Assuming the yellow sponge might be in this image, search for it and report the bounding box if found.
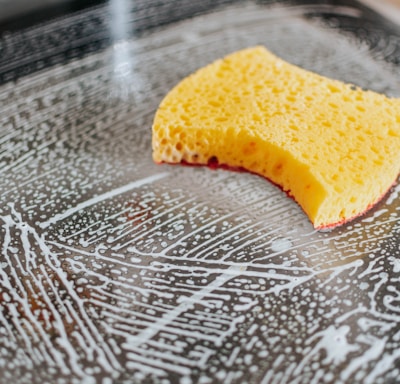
[152,46,400,229]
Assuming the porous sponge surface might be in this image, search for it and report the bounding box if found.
[152,46,400,229]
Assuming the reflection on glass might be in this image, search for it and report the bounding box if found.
[109,0,134,99]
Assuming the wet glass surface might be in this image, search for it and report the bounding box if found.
[0,1,399,383]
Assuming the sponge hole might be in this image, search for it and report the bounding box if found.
[209,100,221,108]
[356,135,366,142]
[334,185,344,193]
[242,141,258,156]
[272,160,285,176]
[252,114,262,122]
[388,129,399,137]
[356,105,366,112]
[208,156,219,167]
[327,84,340,93]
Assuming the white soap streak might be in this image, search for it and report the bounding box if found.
[0,138,59,176]
[1,165,60,198]
[67,259,150,298]
[48,240,262,360]
[185,310,233,327]
[3,172,394,382]
[292,325,359,378]
[64,205,133,240]
[39,173,169,229]
[358,315,397,333]
[221,221,300,262]
[318,259,365,288]
[0,2,399,382]
[126,344,205,370]
[184,219,254,259]
[0,211,83,376]
[122,265,246,350]
[116,244,316,277]
[386,181,400,205]
[64,261,250,378]
[1,205,122,377]
[33,272,87,377]
[154,209,237,255]
[141,269,314,297]
[125,350,191,376]
[340,336,386,383]
[113,195,196,244]
[127,251,313,288]
[363,346,400,384]
[0,304,17,344]
[125,358,167,377]
[87,299,211,337]
[270,237,293,253]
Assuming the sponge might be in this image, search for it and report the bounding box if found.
[152,46,400,229]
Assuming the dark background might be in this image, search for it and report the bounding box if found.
[1,0,400,85]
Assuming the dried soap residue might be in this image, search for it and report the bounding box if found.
[0,2,399,384]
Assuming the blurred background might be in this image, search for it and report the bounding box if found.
[0,0,400,27]
[0,0,104,28]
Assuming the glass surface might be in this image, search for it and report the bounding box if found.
[0,1,399,383]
